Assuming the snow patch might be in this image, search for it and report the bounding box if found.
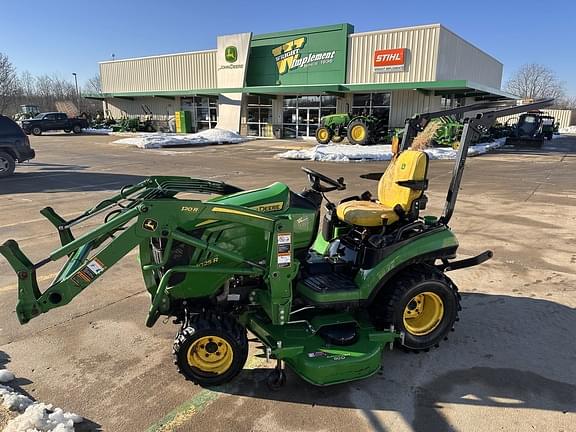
[0,384,33,411]
[0,370,83,431]
[0,370,15,383]
[559,125,576,134]
[82,128,112,135]
[113,128,247,149]
[276,138,506,162]
[4,403,82,432]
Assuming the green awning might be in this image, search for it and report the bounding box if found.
[86,80,515,100]
[342,80,516,99]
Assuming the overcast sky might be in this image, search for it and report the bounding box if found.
[1,0,574,95]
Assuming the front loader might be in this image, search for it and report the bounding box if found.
[0,99,553,389]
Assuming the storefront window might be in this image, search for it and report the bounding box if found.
[351,93,391,128]
[246,96,273,137]
[321,95,337,107]
[283,96,298,108]
[181,96,218,131]
[282,95,338,138]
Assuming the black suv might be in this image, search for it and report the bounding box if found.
[0,115,36,178]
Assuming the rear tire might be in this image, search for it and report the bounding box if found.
[374,265,460,351]
[72,125,82,134]
[315,126,332,144]
[0,151,16,178]
[31,127,42,136]
[173,311,248,386]
[347,120,370,145]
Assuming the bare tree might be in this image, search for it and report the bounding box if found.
[19,70,35,98]
[505,63,566,100]
[0,53,19,114]
[554,95,576,110]
[84,73,102,94]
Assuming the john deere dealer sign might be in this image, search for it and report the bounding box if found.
[246,24,353,86]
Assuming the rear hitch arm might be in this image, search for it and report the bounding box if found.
[436,250,493,272]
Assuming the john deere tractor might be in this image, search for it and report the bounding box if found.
[316,113,388,145]
[0,99,552,389]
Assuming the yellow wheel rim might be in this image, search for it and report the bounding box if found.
[317,128,329,141]
[403,292,444,336]
[350,125,366,141]
[187,336,233,375]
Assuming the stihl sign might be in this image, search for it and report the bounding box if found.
[373,48,406,72]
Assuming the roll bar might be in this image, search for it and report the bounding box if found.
[399,98,555,225]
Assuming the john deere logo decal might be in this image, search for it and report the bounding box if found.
[272,37,335,75]
[225,46,238,63]
[142,218,158,232]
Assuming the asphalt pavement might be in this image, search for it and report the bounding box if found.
[0,133,575,431]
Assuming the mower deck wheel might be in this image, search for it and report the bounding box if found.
[266,368,287,390]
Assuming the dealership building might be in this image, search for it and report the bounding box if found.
[93,23,515,138]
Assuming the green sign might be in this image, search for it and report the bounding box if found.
[272,37,336,75]
[225,46,238,63]
[246,23,353,87]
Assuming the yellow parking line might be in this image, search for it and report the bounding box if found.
[146,356,268,432]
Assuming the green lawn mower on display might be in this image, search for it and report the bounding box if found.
[0,100,552,389]
[315,112,389,145]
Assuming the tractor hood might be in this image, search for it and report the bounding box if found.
[208,182,291,213]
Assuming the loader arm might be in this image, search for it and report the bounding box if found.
[0,176,298,327]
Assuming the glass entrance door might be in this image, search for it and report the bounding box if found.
[282,96,336,138]
[298,108,320,137]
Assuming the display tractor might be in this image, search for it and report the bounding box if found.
[13,105,41,123]
[0,100,552,389]
[315,112,388,145]
[506,111,555,147]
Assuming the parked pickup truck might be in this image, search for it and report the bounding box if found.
[21,112,89,135]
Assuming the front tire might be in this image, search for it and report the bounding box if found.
[315,126,332,144]
[72,125,82,134]
[31,127,42,136]
[0,151,16,178]
[378,265,460,351]
[173,311,248,386]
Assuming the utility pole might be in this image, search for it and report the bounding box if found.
[72,72,80,115]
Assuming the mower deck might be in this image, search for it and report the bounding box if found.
[245,311,399,386]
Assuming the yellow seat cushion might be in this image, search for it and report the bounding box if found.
[336,150,429,227]
[336,200,399,227]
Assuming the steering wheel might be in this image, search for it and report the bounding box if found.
[301,167,346,193]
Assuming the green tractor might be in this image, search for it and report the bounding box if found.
[316,113,388,145]
[13,104,41,123]
[0,100,552,389]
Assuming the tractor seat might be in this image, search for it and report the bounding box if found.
[336,150,429,227]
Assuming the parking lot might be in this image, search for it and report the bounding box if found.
[1,133,575,431]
